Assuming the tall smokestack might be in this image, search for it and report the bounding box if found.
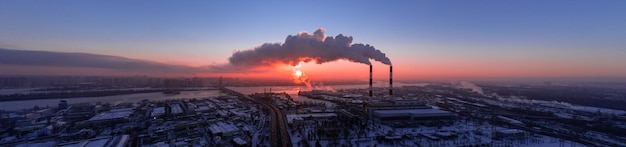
[389,66,393,96]
[369,65,373,100]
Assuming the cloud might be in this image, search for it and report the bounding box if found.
[0,48,201,75]
[0,28,393,76]
[228,28,391,67]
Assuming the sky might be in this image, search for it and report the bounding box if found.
[1,0,625,81]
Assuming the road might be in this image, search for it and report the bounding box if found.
[223,88,292,147]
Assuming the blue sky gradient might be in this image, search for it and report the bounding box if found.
[1,0,625,78]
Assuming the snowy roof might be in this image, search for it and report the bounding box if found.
[60,137,114,147]
[233,137,247,145]
[115,135,130,147]
[195,106,211,112]
[170,104,183,114]
[373,108,453,118]
[497,116,524,125]
[151,107,165,117]
[85,138,110,147]
[286,113,337,123]
[87,109,133,121]
[208,121,239,134]
[496,129,525,135]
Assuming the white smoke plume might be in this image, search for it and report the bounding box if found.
[455,81,484,95]
[312,82,337,92]
[228,28,392,66]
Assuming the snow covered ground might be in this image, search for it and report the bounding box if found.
[287,118,588,147]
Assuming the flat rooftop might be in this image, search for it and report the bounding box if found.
[171,104,183,114]
[87,108,133,122]
[195,105,211,112]
[151,107,165,117]
[208,121,239,135]
[373,108,453,118]
[287,113,337,123]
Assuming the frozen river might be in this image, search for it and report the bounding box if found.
[0,82,428,111]
[0,90,223,111]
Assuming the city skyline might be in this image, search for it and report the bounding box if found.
[1,1,626,81]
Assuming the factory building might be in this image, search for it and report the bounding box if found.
[372,108,454,121]
[58,135,130,147]
[208,121,240,137]
[82,108,133,126]
[363,65,453,122]
[286,113,337,126]
[366,100,454,122]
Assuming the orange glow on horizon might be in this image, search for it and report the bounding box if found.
[190,59,626,81]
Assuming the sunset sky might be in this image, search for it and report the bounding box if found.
[1,1,625,81]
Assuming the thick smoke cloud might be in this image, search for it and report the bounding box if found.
[229,28,391,66]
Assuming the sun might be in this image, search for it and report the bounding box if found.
[294,70,303,78]
[290,62,311,88]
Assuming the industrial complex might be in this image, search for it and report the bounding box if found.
[1,70,625,146]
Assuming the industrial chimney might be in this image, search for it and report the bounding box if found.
[389,66,393,96]
[369,65,373,101]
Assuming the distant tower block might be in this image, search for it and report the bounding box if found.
[369,65,373,101]
[218,76,223,89]
[389,66,393,96]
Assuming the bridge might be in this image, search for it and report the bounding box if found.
[222,87,292,147]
